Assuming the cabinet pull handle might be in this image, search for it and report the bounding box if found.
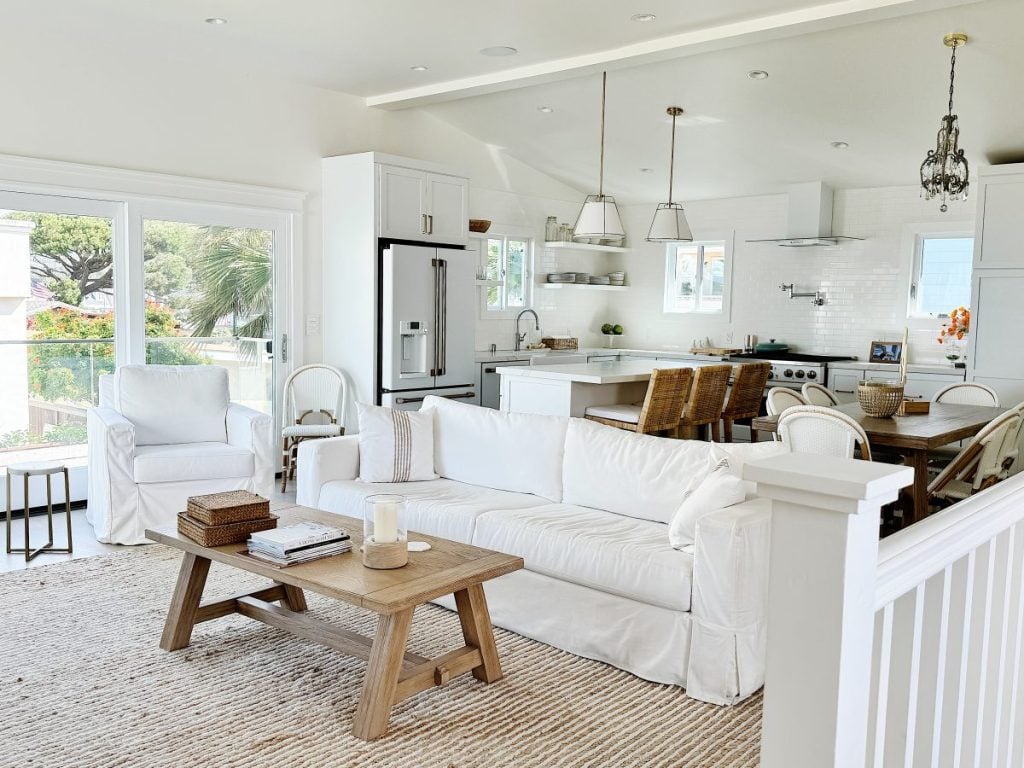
[427,214,434,234]
[484,367,496,374]
[422,213,428,234]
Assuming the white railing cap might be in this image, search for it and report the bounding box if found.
[745,452,913,506]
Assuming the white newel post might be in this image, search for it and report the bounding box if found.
[745,452,913,768]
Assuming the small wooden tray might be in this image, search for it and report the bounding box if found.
[690,347,743,356]
[898,399,931,416]
[177,512,278,547]
[186,490,270,526]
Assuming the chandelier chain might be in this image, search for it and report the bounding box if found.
[947,43,957,116]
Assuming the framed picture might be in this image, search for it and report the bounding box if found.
[869,340,903,364]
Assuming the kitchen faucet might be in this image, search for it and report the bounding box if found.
[514,309,540,352]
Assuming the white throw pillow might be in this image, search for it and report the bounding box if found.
[713,440,790,497]
[357,403,437,483]
[668,458,747,549]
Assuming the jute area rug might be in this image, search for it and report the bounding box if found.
[0,547,762,768]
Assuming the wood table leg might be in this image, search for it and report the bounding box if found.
[351,608,414,740]
[160,552,212,651]
[281,583,308,612]
[907,449,931,527]
[454,583,502,683]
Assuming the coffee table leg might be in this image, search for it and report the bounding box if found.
[281,584,307,612]
[455,583,503,683]
[352,607,414,740]
[160,552,212,651]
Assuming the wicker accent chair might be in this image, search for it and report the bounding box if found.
[932,382,1000,407]
[280,364,348,492]
[584,367,694,436]
[678,364,732,442]
[778,405,872,460]
[801,381,840,407]
[720,362,770,443]
[929,409,1021,508]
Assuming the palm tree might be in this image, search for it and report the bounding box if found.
[187,227,272,339]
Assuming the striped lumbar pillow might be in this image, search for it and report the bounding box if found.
[357,403,438,483]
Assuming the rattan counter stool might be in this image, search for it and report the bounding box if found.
[5,461,72,561]
[679,364,732,442]
[584,367,695,436]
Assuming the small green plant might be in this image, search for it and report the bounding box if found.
[601,323,624,336]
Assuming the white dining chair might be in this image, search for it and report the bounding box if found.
[801,381,840,407]
[929,409,1021,506]
[999,401,1024,477]
[280,364,349,491]
[932,382,1000,407]
[778,405,872,460]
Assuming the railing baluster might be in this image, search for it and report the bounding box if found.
[902,583,926,768]
[953,548,977,768]
[972,539,998,768]
[873,602,894,768]
[1006,522,1024,767]
[989,526,1017,767]
[929,564,953,768]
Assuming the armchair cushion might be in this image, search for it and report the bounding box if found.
[115,365,229,446]
[133,442,254,484]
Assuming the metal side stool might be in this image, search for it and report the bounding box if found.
[5,461,73,561]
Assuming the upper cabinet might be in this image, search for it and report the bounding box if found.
[974,165,1024,270]
[378,164,468,245]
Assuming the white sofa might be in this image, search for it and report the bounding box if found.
[86,365,275,545]
[296,395,786,705]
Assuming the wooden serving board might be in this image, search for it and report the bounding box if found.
[689,347,743,356]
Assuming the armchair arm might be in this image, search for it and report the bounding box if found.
[296,435,360,508]
[686,498,772,705]
[226,403,274,500]
[86,407,137,544]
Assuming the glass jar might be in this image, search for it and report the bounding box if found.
[362,493,408,569]
[560,223,573,242]
[545,216,559,242]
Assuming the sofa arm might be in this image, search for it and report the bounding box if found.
[226,403,275,500]
[86,407,137,543]
[296,435,360,508]
[686,497,772,705]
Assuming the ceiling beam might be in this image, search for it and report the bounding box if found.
[366,0,982,109]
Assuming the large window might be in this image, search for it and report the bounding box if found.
[664,240,728,314]
[909,235,974,316]
[480,235,532,316]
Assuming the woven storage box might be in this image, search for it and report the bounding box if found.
[540,337,578,350]
[186,490,270,526]
[858,381,905,418]
[177,512,278,547]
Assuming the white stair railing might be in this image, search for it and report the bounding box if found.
[751,451,1024,767]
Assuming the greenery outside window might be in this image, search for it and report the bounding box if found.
[664,240,729,314]
[480,235,532,317]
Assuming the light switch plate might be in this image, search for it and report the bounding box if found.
[305,314,321,336]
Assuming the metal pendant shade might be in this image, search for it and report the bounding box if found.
[647,107,693,242]
[573,72,625,240]
[920,33,970,212]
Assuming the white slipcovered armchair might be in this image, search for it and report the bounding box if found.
[86,365,274,544]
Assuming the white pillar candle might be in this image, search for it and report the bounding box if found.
[373,501,399,543]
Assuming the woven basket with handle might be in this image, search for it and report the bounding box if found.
[857,380,905,418]
[540,337,578,350]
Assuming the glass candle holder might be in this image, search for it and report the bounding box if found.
[363,494,408,569]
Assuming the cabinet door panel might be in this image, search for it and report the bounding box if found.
[426,173,468,245]
[379,165,426,240]
[903,372,964,400]
[971,272,1024,380]
[829,369,863,403]
[977,180,1024,269]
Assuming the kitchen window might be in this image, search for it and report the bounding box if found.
[480,235,532,316]
[909,233,974,317]
[664,240,729,314]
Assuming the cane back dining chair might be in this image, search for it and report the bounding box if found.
[801,381,841,407]
[932,382,1000,407]
[280,364,348,491]
[720,362,770,443]
[584,367,694,437]
[928,409,1021,508]
[777,404,872,460]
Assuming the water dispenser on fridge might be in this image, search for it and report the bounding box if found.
[398,320,429,378]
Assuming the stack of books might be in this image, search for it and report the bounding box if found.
[247,521,351,566]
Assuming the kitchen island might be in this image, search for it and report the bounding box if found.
[497,359,700,417]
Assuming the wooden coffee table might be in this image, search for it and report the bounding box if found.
[146,504,523,740]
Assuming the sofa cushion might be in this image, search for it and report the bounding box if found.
[133,442,254,484]
[115,365,229,446]
[562,418,717,524]
[714,441,790,496]
[669,462,747,549]
[473,504,693,612]
[423,395,567,502]
[316,478,544,543]
[357,403,437,483]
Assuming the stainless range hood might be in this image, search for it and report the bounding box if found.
[748,181,863,247]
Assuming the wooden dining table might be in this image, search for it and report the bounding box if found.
[751,401,1007,525]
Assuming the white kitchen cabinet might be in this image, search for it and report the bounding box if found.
[828,366,965,404]
[378,164,468,245]
[828,369,864,403]
[974,166,1024,269]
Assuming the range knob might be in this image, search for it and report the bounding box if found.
[783,369,794,378]
[807,370,818,380]
[795,370,806,379]
[769,366,776,378]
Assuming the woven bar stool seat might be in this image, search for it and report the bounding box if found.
[585,367,694,437]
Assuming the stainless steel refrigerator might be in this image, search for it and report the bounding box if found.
[378,244,477,410]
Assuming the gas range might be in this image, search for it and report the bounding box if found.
[729,352,855,389]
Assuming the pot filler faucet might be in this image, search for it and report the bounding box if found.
[780,283,826,306]
[515,309,540,351]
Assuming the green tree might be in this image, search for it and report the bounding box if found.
[143,220,195,308]
[11,213,112,301]
[46,277,81,306]
[188,227,272,339]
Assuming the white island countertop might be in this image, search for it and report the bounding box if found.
[495,359,697,385]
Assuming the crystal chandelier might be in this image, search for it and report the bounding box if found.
[647,106,693,242]
[573,71,625,240]
[920,33,969,212]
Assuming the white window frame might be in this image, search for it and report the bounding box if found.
[474,232,534,320]
[904,222,973,319]
[663,236,733,317]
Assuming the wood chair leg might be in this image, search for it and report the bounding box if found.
[723,418,733,443]
[711,421,722,443]
[750,421,759,443]
[160,552,212,651]
[352,608,415,740]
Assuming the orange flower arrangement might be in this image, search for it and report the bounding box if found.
[937,306,970,344]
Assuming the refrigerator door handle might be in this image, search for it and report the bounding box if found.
[431,258,440,377]
[394,391,475,405]
[439,258,448,376]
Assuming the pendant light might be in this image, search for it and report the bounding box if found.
[573,71,625,240]
[920,33,970,212]
[647,106,692,242]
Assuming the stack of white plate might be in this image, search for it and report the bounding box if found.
[589,276,611,285]
[574,273,591,284]
[546,272,576,283]
[607,271,626,286]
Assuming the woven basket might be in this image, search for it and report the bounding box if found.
[177,512,278,548]
[469,219,492,233]
[186,490,270,526]
[540,337,578,350]
[857,380,905,418]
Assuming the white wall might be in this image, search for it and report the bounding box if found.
[607,186,973,364]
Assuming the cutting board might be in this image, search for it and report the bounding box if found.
[689,347,743,356]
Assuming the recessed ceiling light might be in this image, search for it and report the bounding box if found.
[831,141,850,149]
[631,13,657,22]
[537,106,554,113]
[410,65,428,72]
[640,168,655,174]
[205,17,227,25]
[480,46,518,57]
[747,70,769,80]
